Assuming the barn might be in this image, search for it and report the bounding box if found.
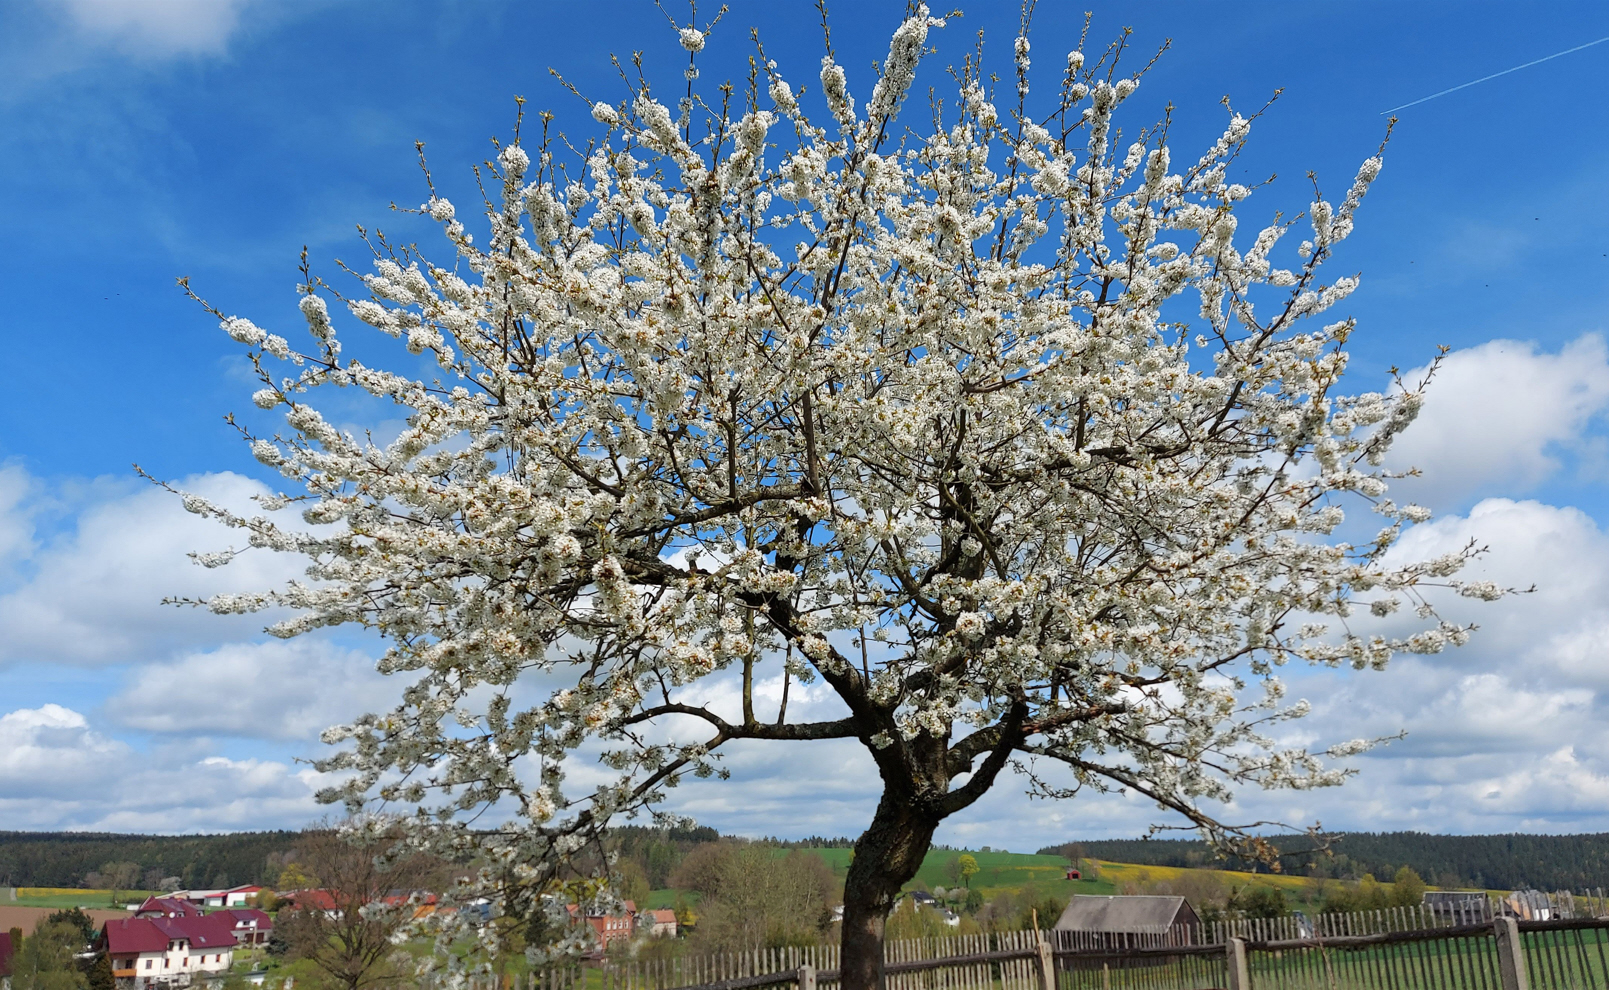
[1052,895,1201,951]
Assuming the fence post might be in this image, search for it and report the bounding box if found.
[1035,933,1055,990]
[798,964,816,990]
[1226,937,1251,990]
[1494,917,1530,990]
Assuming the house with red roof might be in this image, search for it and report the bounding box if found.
[102,913,238,989]
[171,886,264,909]
[0,929,15,983]
[567,901,638,954]
[133,898,205,920]
[638,908,677,938]
[218,909,273,947]
[282,889,339,918]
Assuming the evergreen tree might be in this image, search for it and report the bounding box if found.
[10,921,88,990]
[86,953,113,990]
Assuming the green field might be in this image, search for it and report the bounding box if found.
[803,847,1117,900]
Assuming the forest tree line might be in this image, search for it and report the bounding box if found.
[0,832,300,890]
[1040,832,1609,891]
[10,828,1609,897]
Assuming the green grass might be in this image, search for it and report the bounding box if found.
[642,889,701,910]
[726,847,1115,905]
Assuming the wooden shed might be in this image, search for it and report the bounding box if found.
[1052,895,1201,951]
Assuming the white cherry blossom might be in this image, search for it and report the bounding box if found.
[166,8,1502,987]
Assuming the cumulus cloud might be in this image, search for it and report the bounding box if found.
[0,703,326,830]
[54,0,255,58]
[0,703,126,799]
[0,470,308,667]
[107,638,398,742]
[1194,497,1609,837]
[0,462,36,571]
[1387,335,1609,510]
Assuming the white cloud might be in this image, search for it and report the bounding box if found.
[107,638,398,741]
[0,703,126,798]
[1387,334,1609,510]
[1387,498,1609,683]
[0,462,36,572]
[0,470,308,667]
[0,703,328,830]
[1179,496,1609,837]
[55,0,254,58]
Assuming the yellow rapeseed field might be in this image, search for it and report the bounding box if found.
[1092,860,1314,892]
[17,888,98,898]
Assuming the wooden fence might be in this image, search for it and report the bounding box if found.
[469,891,1609,990]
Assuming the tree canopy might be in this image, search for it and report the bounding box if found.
[168,4,1502,986]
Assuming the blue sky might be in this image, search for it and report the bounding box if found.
[3,0,1609,846]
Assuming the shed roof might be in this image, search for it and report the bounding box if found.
[1053,895,1195,933]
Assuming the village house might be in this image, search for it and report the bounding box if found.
[133,897,205,920]
[218,909,274,947]
[1,929,15,990]
[102,913,239,989]
[170,886,264,909]
[568,902,638,953]
[281,889,340,919]
[638,908,677,938]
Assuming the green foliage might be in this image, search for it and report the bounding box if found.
[1392,866,1427,907]
[885,904,952,940]
[956,854,980,888]
[614,858,651,908]
[963,888,984,913]
[87,954,114,990]
[1234,886,1290,919]
[10,921,89,990]
[1321,874,1389,914]
[43,910,95,947]
[1039,832,1609,890]
[1016,894,1067,931]
[266,928,290,957]
[680,845,837,951]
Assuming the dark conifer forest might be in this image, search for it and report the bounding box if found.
[0,831,299,889]
[5,829,1609,892]
[1039,832,1609,890]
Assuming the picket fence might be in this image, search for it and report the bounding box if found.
[459,890,1609,990]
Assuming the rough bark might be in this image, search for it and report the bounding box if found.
[839,792,942,990]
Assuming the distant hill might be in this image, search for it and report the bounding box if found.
[0,831,298,889]
[1039,832,1609,891]
[12,827,1608,895]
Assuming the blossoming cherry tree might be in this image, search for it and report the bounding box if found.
[171,7,1503,987]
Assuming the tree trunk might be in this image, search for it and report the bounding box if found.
[840,792,941,990]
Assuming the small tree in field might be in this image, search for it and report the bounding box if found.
[277,827,445,990]
[957,854,979,889]
[166,5,1507,987]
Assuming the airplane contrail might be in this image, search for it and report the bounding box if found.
[1381,35,1609,114]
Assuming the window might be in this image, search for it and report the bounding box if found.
[146,961,153,970]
